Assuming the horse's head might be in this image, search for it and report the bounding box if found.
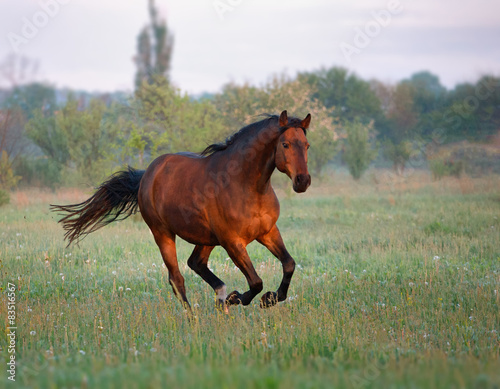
[275,110,312,193]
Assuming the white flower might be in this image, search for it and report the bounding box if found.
[118,286,124,292]
[79,350,86,355]
[433,256,440,260]
[30,331,36,336]
[126,287,131,291]
[112,271,117,275]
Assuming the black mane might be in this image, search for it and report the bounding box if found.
[200,114,306,156]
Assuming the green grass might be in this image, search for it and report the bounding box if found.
[1,174,499,388]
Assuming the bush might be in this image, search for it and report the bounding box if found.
[342,120,377,180]
[429,159,464,180]
[0,189,9,207]
[0,151,21,189]
[428,141,500,179]
[15,156,62,189]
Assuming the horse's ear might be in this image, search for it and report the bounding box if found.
[301,113,311,129]
[279,110,288,127]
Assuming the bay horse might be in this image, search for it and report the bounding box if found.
[52,110,311,310]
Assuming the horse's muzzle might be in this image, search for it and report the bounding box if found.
[293,174,311,193]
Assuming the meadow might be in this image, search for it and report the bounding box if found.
[1,170,499,389]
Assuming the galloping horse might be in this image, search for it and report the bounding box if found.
[52,110,311,310]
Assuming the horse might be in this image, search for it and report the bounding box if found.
[51,110,311,311]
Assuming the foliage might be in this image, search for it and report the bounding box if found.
[2,67,500,188]
[298,66,383,126]
[0,107,28,161]
[14,156,62,189]
[26,97,116,185]
[382,140,413,173]
[123,76,227,167]
[429,141,500,179]
[214,75,339,176]
[2,82,56,119]
[0,188,9,206]
[342,120,377,180]
[0,150,21,189]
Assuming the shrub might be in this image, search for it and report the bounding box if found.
[428,141,500,179]
[342,120,377,180]
[0,189,9,207]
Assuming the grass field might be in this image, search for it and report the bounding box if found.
[1,170,499,389]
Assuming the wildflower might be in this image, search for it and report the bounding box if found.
[30,331,36,336]
[79,350,86,355]
[152,263,156,267]
[433,256,440,261]
[363,269,367,273]
[126,287,131,291]
[112,271,117,275]
[409,282,414,287]
[118,286,124,292]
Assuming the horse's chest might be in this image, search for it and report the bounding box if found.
[223,207,277,242]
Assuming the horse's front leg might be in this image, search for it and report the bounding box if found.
[257,225,296,308]
[222,241,263,306]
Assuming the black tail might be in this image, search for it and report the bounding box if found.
[51,167,145,246]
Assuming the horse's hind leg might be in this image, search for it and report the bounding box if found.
[257,225,295,308]
[187,245,227,310]
[152,232,191,310]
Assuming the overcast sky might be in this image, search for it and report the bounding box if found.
[1,0,499,94]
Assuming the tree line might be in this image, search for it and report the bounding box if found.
[0,66,499,194]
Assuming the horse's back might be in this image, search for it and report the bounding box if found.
[138,152,217,244]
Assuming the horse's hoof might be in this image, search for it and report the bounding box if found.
[260,291,278,308]
[216,299,230,314]
[226,291,242,306]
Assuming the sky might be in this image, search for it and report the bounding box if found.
[0,0,499,95]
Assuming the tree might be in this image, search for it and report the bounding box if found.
[342,120,377,180]
[118,76,227,168]
[214,74,339,176]
[134,0,174,89]
[298,67,383,126]
[26,97,116,185]
[3,82,56,119]
[378,82,418,172]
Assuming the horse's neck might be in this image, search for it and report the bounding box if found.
[229,124,280,192]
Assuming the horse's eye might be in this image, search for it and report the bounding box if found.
[282,143,289,149]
